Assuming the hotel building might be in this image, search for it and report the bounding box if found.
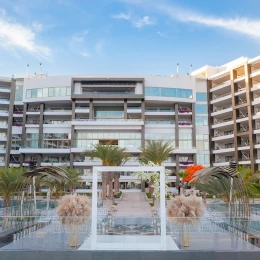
[192,55,260,173]
[0,73,209,191]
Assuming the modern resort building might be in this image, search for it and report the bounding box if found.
[1,55,260,191]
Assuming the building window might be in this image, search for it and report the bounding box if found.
[195,116,208,126]
[196,93,207,102]
[15,85,23,101]
[197,154,210,164]
[145,87,192,99]
[26,87,71,99]
[196,134,209,151]
[49,88,54,97]
[26,89,31,98]
[195,104,208,114]
[179,133,192,148]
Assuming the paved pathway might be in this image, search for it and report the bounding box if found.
[115,192,152,217]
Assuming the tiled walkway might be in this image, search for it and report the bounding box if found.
[115,192,152,217]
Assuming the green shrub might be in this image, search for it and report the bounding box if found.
[146,193,152,198]
[114,191,122,198]
[149,202,154,207]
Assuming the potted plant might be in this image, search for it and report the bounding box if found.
[167,195,204,247]
[57,193,91,247]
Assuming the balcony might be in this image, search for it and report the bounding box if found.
[179,161,194,166]
[210,80,231,93]
[75,107,89,113]
[211,106,232,117]
[211,93,232,105]
[211,118,233,129]
[213,145,235,154]
[0,98,10,104]
[71,119,144,129]
[0,110,8,117]
[0,86,11,93]
[127,107,142,114]
[44,108,72,116]
[0,122,8,129]
[212,133,234,142]
[13,111,23,117]
[178,121,192,127]
[178,108,192,115]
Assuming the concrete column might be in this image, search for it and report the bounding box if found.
[38,103,44,148]
[70,125,75,169]
[89,99,93,119]
[70,153,74,169]
[175,154,180,189]
[124,99,127,119]
[6,79,15,167]
[174,104,179,148]
[207,80,214,167]
[37,154,41,167]
[20,154,25,167]
[230,70,239,163]
[192,103,196,148]
[245,63,257,173]
[141,99,145,120]
[21,103,28,147]
[72,100,75,120]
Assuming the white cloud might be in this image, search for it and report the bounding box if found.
[32,21,43,32]
[95,42,103,56]
[156,31,166,38]
[80,51,90,58]
[132,16,154,28]
[0,9,51,61]
[157,4,260,39]
[111,12,131,20]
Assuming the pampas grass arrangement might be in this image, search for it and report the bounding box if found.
[167,195,205,247]
[57,193,91,247]
[167,195,204,225]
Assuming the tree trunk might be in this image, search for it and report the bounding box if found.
[102,172,107,200]
[108,172,114,200]
[114,172,120,195]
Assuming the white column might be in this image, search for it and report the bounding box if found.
[160,167,167,250]
[91,167,98,250]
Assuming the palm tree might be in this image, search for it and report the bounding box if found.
[62,167,81,193]
[0,167,24,208]
[84,144,129,200]
[237,166,260,199]
[140,140,174,165]
[140,140,174,193]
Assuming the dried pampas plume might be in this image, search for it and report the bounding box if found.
[167,195,204,226]
[57,193,91,226]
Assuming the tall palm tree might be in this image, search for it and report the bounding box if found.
[140,140,174,193]
[84,144,129,200]
[140,140,174,165]
[0,167,24,208]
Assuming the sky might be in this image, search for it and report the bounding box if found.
[0,0,260,77]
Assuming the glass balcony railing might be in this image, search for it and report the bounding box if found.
[0,98,10,102]
[44,108,72,112]
[145,121,174,124]
[82,91,135,95]
[146,108,174,112]
[74,118,142,122]
[74,140,141,149]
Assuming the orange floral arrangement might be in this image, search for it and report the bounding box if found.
[183,164,204,182]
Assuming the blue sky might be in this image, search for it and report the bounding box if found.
[0,0,260,77]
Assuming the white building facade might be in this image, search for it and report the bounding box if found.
[0,73,210,191]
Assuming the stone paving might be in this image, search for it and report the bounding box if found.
[114,192,152,217]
